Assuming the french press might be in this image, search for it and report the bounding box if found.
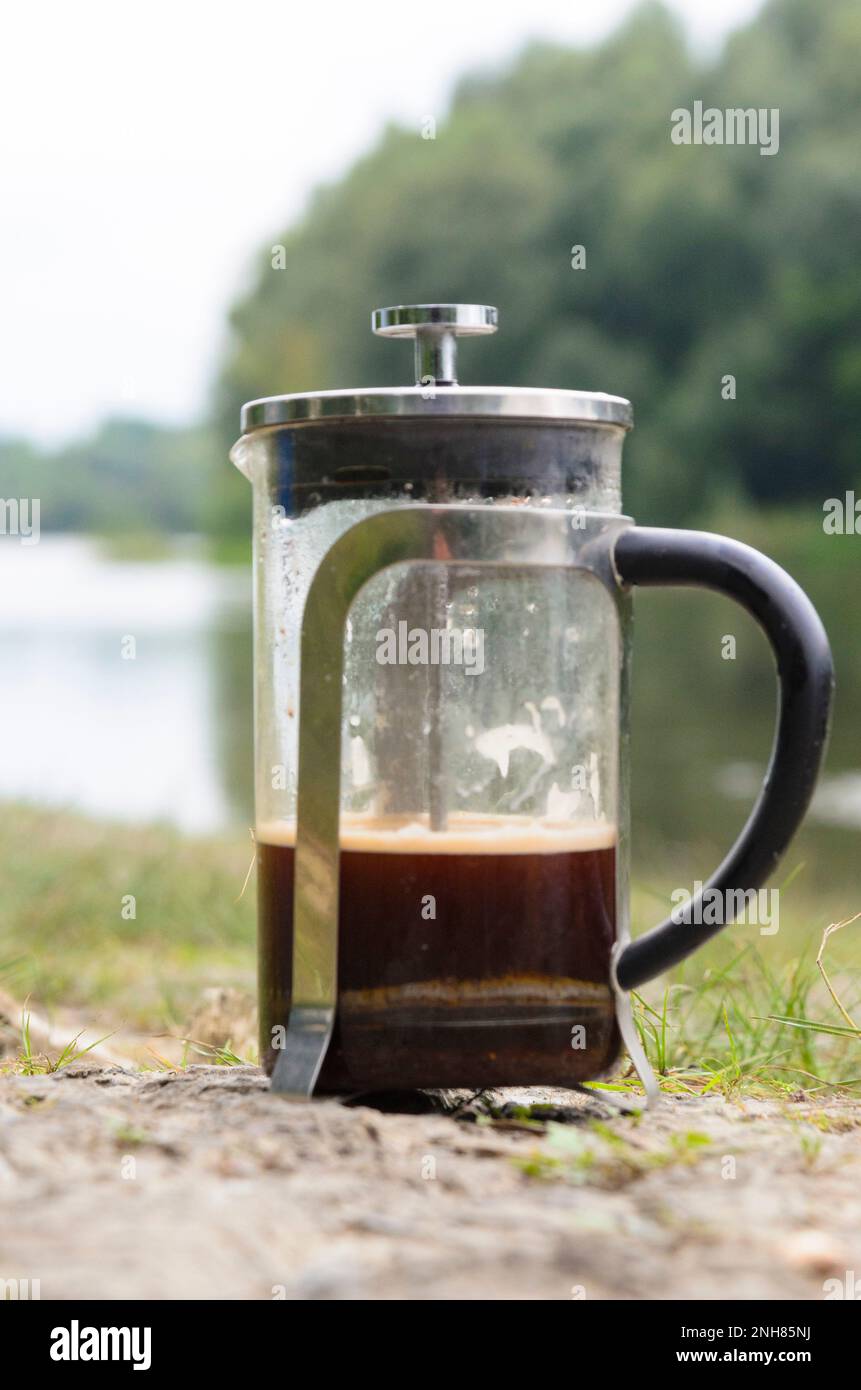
[230,304,833,1099]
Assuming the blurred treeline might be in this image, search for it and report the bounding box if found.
[212,0,860,535]
[3,0,859,541]
[0,421,215,538]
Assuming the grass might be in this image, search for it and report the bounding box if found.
[0,803,256,1035]
[626,934,861,1098]
[15,1007,114,1076]
[625,837,861,1096]
[517,1120,712,1186]
[0,802,859,1095]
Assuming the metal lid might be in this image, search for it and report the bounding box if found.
[239,304,633,433]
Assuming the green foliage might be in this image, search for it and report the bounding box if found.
[13,1008,114,1077]
[3,0,855,542]
[627,940,861,1096]
[0,805,255,1029]
[213,0,861,533]
[0,418,217,537]
[518,1119,712,1186]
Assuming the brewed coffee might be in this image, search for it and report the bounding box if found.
[257,815,620,1091]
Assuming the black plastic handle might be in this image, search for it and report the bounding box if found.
[613,526,834,991]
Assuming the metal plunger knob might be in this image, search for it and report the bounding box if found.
[372,303,498,387]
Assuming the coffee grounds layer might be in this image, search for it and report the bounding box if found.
[257,815,620,1091]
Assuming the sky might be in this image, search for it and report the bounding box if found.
[0,0,761,446]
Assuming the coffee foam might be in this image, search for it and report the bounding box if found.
[256,812,616,855]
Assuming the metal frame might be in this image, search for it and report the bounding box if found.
[270,504,631,1098]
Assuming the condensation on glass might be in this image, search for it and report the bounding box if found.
[233,417,628,839]
[232,305,635,1090]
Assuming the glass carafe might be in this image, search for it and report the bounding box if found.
[231,304,833,1097]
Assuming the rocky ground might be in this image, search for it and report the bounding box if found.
[2,1063,860,1300]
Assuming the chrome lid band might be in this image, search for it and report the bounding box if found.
[240,385,633,433]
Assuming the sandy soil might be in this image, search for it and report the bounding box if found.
[1,1063,860,1301]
